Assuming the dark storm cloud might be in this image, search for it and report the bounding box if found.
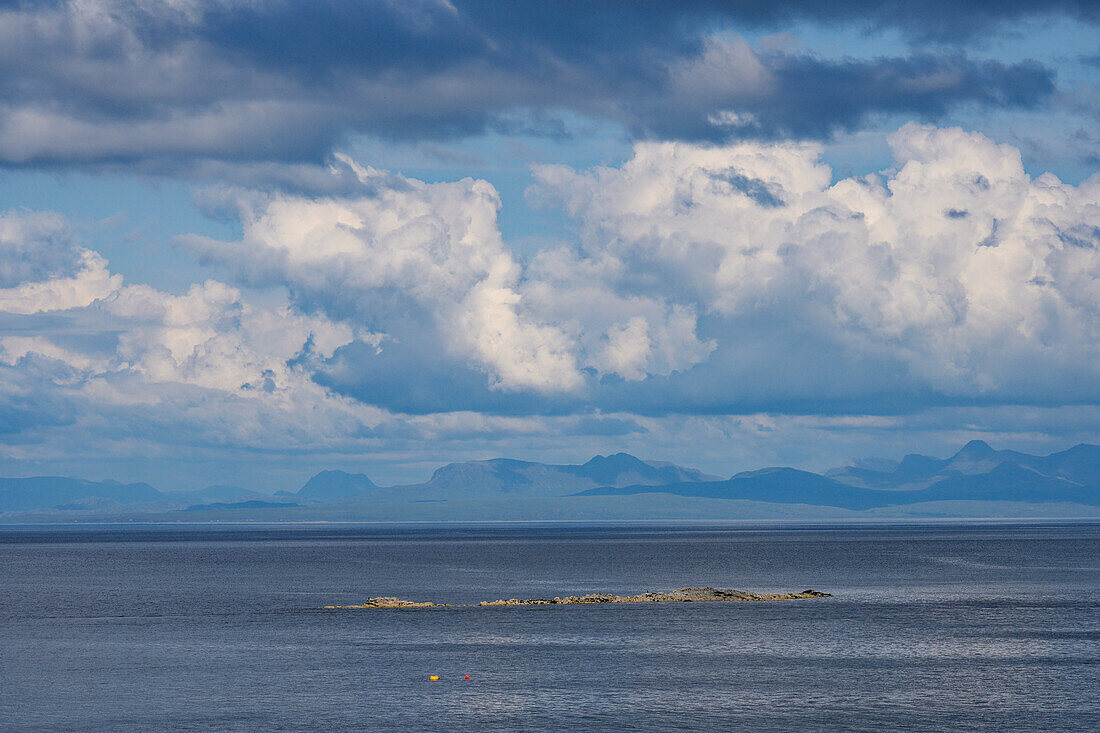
[759,56,1054,138]
[192,1,1100,61]
[0,0,1081,167]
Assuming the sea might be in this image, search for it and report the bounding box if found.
[1,521,1097,731]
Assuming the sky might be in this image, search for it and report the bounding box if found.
[1,1,1099,491]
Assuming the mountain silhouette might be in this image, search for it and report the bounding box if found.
[1,444,1097,518]
[578,444,1100,509]
[297,470,378,501]
[0,477,163,512]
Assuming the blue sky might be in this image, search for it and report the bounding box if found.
[1,1,1099,490]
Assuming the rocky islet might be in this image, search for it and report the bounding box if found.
[322,586,831,609]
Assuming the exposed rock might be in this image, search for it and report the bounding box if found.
[322,587,830,609]
[478,586,831,606]
[322,597,444,609]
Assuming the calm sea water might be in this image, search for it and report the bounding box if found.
[1,522,1097,731]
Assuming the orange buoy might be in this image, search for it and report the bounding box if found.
[429,675,439,681]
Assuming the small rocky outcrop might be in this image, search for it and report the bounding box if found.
[322,597,444,609]
[322,587,830,609]
[478,587,831,606]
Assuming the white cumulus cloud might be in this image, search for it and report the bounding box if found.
[184,155,715,391]
[0,207,386,459]
[531,123,1100,400]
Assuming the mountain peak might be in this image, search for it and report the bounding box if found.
[583,452,647,469]
[954,439,996,459]
[297,470,377,500]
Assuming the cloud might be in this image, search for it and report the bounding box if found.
[0,207,393,463]
[181,124,1100,417]
[0,211,80,285]
[531,123,1100,411]
[0,1,1073,167]
[0,211,122,312]
[0,250,121,314]
[183,156,583,392]
[8,122,1095,430]
[523,247,717,381]
[1,124,1099,487]
[183,155,713,394]
[643,39,1055,141]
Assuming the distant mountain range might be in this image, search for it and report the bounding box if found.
[579,441,1099,509]
[2,441,1098,521]
[0,477,163,513]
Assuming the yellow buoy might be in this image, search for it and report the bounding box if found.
[429,675,439,681]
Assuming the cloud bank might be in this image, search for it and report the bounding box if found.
[1,123,1098,484]
[531,123,1100,411]
[178,123,1100,416]
[0,208,384,457]
[183,155,714,394]
[0,1,1077,167]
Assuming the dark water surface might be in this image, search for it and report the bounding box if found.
[1,522,1097,731]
